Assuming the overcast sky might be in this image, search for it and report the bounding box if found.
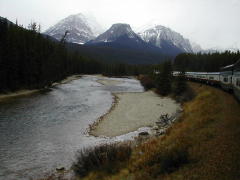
[1,0,240,50]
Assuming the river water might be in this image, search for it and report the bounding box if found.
[0,75,144,180]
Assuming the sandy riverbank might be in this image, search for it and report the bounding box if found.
[90,91,180,137]
[0,75,81,102]
[51,75,82,86]
[97,77,124,86]
[0,89,40,102]
[97,79,124,86]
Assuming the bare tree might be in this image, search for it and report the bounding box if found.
[28,21,37,32]
[60,30,69,44]
[37,24,41,33]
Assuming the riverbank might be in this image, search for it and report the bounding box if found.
[90,89,180,137]
[51,75,82,86]
[0,89,40,102]
[0,75,81,102]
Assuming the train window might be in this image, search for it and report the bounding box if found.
[223,77,228,82]
[209,77,214,80]
[237,79,240,87]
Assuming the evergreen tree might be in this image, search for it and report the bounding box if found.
[155,61,172,96]
[173,70,187,96]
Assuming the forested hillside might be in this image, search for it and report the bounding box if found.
[67,42,168,65]
[0,18,104,92]
[174,52,240,72]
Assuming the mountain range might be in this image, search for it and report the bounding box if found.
[45,13,201,52]
[44,13,203,64]
[86,23,162,52]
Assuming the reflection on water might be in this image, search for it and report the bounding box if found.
[0,75,143,180]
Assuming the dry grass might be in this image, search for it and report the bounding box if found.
[73,143,132,178]
[82,82,240,180]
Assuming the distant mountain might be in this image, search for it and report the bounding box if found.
[44,13,103,44]
[0,16,5,21]
[87,23,138,43]
[138,25,196,55]
[86,23,161,52]
[190,41,202,53]
[0,16,13,25]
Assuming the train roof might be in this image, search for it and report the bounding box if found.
[206,72,220,75]
[220,64,234,71]
[185,72,220,75]
[194,72,208,75]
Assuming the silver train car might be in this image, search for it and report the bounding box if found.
[232,60,240,100]
[184,72,220,85]
[173,59,240,101]
[220,64,234,91]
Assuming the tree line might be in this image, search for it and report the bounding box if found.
[174,51,240,72]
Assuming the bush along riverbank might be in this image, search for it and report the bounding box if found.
[69,82,240,180]
[138,61,195,103]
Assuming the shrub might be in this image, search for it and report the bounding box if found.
[173,71,187,96]
[174,84,195,103]
[73,143,132,177]
[138,75,155,90]
[155,61,173,96]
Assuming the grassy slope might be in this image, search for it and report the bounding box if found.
[83,82,240,180]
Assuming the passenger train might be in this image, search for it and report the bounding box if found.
[173,59,240,101]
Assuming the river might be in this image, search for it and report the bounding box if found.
[0,75,144,180]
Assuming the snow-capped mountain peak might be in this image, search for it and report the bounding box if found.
[44,13,103,44]
[88,23,140,43]
[75,13,103,36]
[138,25,194,53]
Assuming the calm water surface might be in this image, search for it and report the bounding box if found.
[0,75,143,180]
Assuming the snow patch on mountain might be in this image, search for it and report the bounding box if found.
[44,13,103,44]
